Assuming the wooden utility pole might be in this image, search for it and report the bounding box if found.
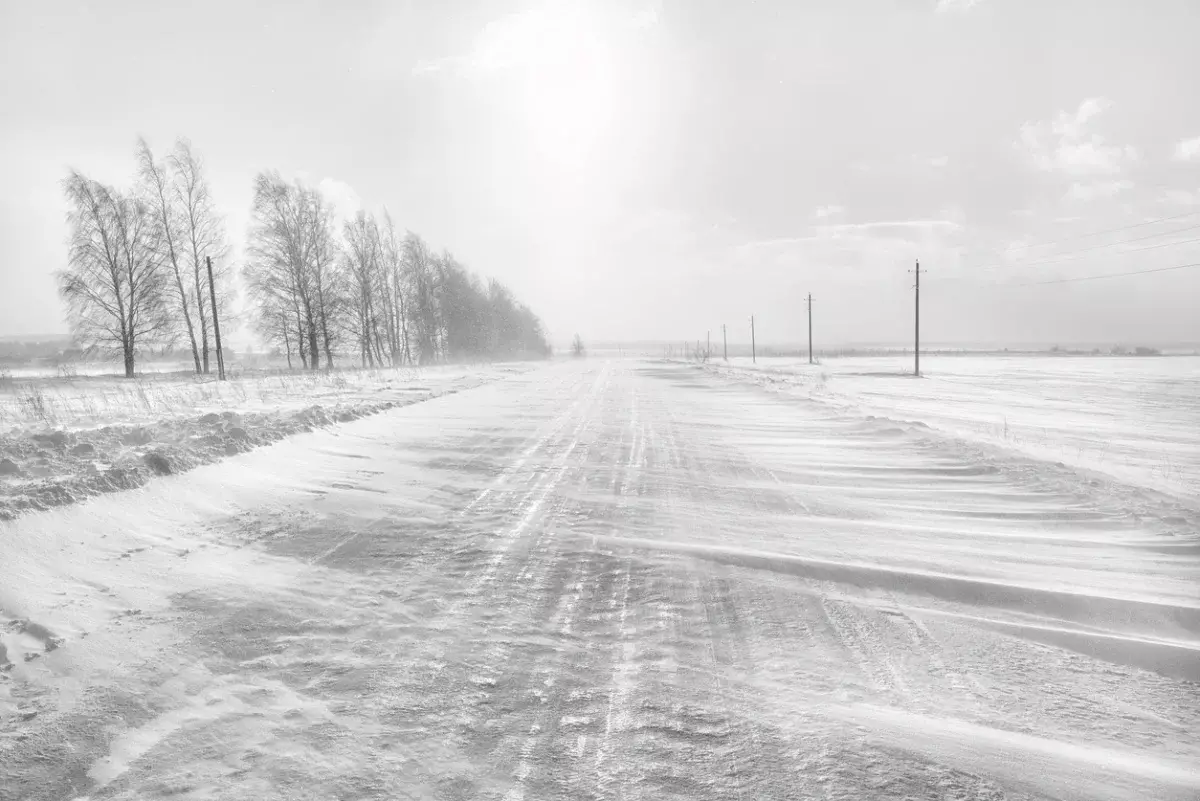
[722,324,727,360]
[750,315,756,364]
[207,256,226,381]
[912,259,923,377]
[806,293,814,365]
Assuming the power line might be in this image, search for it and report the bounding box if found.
[1012,261,1200,287]
[976,233,1200,278]
[993,224,1200,270]
[974,221,1200,272]
[1001,209,1200,254]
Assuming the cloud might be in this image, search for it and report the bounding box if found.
[1065,180,1133,202]
[813,205,845,219]
[909,154,948,168]
[630,3,660,28]
[738,219,959,250]
[1174,136,1200,162]
[413,3,658,78]
[277,171,362,223]
[410,8,553,76]
[734,220,963,276]
[936,0,983,11]
[1159,187,1200,206]
[317,177,363,223]
[1017,98,1138,175]
[822,220,961,233]
[411,58,452,76]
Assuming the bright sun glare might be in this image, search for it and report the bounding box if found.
[474,4,622,175]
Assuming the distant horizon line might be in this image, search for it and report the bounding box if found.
[577,339,1200,350]
[3,332,1200,352]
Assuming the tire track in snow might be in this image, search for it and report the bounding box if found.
[458,369,595,517]
[450,376,637,798]
[380,365,612,797]
[297,366,607,798]
[588,381,650,798]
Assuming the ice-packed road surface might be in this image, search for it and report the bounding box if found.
[3,359,1198,800]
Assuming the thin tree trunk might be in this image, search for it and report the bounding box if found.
[304,301,320,372]
[320,307,334,370]
[282,323,293,370]
[141,144,200,373]
[400,292,411,365]
[161,222,199,372]
[298,318,309,369]
[121,317,135,378]
[171,270,200,372]
[193,268,210,373]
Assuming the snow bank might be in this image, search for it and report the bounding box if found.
[0,362,536,519]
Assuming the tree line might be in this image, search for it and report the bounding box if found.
[58,139,551,377]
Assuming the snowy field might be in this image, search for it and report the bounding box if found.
[2,358,1198,800]
[710,354,1200,499]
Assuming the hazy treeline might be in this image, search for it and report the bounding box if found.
[58,139,550,377]
[243,172,549,369]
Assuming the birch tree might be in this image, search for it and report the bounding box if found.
[171,139,232,374]
[59,171,174,377]
[244,172,341,370]
[137,138,201,372]
[342,211,383,366]
[401,231,441,364]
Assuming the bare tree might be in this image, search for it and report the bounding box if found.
[245,172,342,371]
[308,190,341,370]
[402,231,441,364]
[245,173,309,369]
[137,138,201,372]
[171,139,232,374]
[59,171,174,377]
[342,211,383,366]
[380,211,411,365]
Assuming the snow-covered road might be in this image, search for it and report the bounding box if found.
[2,359,1198,800]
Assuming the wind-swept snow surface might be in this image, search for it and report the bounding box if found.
[711,354,1200,497]
[2,359,1198,800]
[0,364,533,519]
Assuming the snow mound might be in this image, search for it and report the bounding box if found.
[0,363,538,519]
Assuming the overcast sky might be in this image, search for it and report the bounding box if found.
[3,0,1199,347]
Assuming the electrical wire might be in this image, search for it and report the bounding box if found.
[1001,209,1200,254]
[1021,234,1200,267]
[993,223,1200,268]
[971,222,1200,273]
[1010,261,1200,286]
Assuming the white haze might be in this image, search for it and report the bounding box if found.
[2,0,1200,346]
